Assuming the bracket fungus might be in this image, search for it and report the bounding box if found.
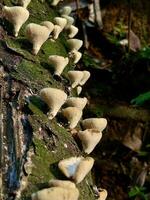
[31,186,79,200]
[52,25,62,40]
[67,25,79,38]
[78,129,102,154]
[18,0,31,8]
[40,21,54,33]
[50,0,62,6]
[81,118,107,132]
[69,50,82,64]
[48,55,69,76]
[67,71,84,88]
[48,179,76,189]
[98,188,108,200]
[80,71,91,86]
[61,107,82,129]
[67,39,83,51]
[3,6,29,37]
[26,22,54,55]
[59,6,72,16]
[61,15,74,29]
[77,86,82,95]
[58,156,94,184]
[40,88,67,119]
[65,97,88,110]
[54,17,67,31]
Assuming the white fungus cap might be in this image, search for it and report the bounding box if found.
[59,6,72,16]
[3,6,29,37]
[50,0,62,6]
[41,21,54,33]
[62,15,74,29]
[18,0,31,8]
[48,55,69,76]
[31,187,79,200]
[48,179,76,189]
[67,71,84,88]
[76,86,82,95]
[52,25,62,40]
[26,23,51,55]
[40,88,67,119]
[69,50,82,64]
[58,156,94,184]
[80,71,91,86]
[67,25,78,38]
[81,118,107,132]
[78,129,102,154]
[67,39,83,51]
[65,97,88,110]
[62,107,82,129]
[98,188,108,200]
[54,17,67,30]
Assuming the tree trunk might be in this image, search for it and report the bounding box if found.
[0,1,95,199]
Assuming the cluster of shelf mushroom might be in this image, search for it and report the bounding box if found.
[2,0,108,199]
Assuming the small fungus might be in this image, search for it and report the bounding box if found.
[48,179,76,189]
[98,188,108,200]
[76,86,82,95]
[26,22,54,55]
[54,17,67,31]
[59,6,72,16]
[48,55,69,76]
[78,129,102,154]
[3,6,29,37]
[81,118,107,132]
[40,88,67,119]
[80,71,91,86]
[65,97,87,110]
[61,107,82,129]
[69,50,82,64]
[50,0,62,6]
[61,15,74,29]
[52,25,62,40]
[67,25,78,38]
[67,39,83,51]
[31,187,79,200]
[67,71,84,88]
[58,156,94,184]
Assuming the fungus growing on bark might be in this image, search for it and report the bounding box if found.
[40,88,67,119]
[50,0,62,6]
[80,71,91,86]
[52,25,62,40]
[67,71,83,88]
[98,188,108,200]
[26,22,54,55]
[69,50,82,64]
[41,21,54,33]
[65,97,87,110]
[48,55,69,76]
[48,179,76,189]
[58,156,94,184]
[76,86,82,95]
[54,17,67,30]
[78,129,102,154]
[67,39,83,51]
[61,15,74,29]
[81,118,107,132]
[67,25,78,38]
[61,107,82,129]
[31,187,79,200]
[18,0,31,8]
[3,6,29,37]
[59,6,72,16]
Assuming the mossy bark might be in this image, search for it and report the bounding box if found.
[0,1,95,199]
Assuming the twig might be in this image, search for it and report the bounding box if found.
[128,0,132,52]
[93,0,103,29]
